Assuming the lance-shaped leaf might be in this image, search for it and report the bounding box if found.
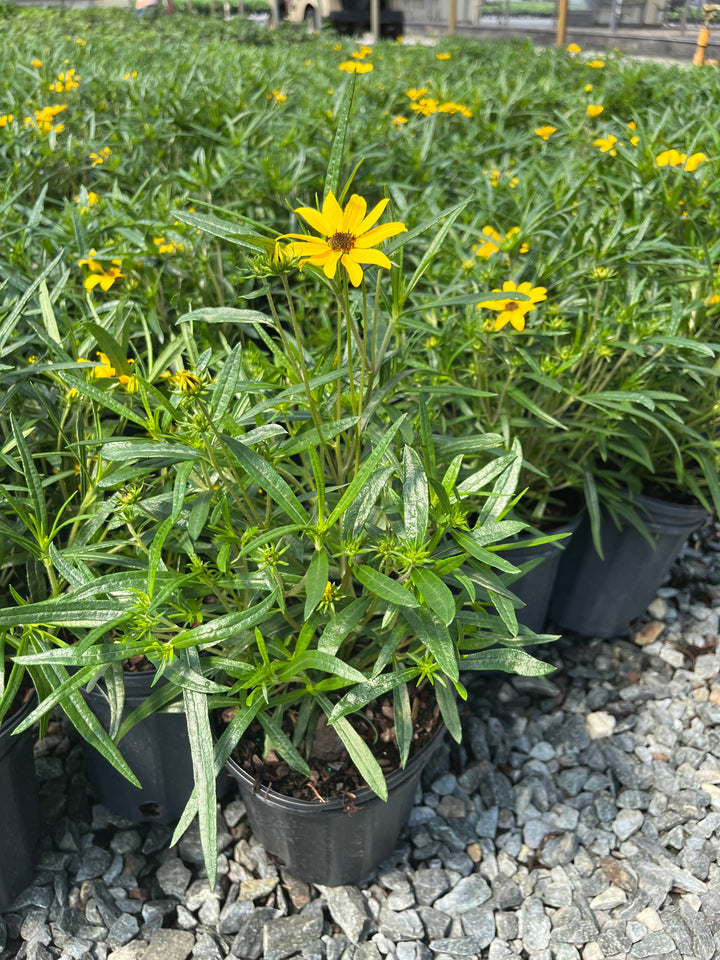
[354,566,419,608]
[327,668,420,723]
[462,647,556,676]
[403,446,429,544]
[317,694,387,800]
[222,435,307,526]
[402,607,459,681]
[411,568,456,627]
[304,550,329,621]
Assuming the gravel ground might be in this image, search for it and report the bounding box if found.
[3,524,720,960]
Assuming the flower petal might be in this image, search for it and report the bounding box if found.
[321,192,345,233]
[322,250,343,279]
[343,194,367,234]
[349,247,392,269]
[341,253,364,287]
[355,197,390,235]
[354,221,407,248]
[294,206,333,237]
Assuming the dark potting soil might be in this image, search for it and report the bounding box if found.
[225,687,442,803]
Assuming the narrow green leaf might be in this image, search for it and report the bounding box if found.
[258,713,311,778]
[178,307,274,325]
[324,74,356,201]
[328,668,419,722]
[403,446,429,544]
[304,550,329,621]
[462,648,556,677]
[222,435,307,526]
[354,566,419,608]
[434,676,462,742]
[10,414,47,531]
[411,568,456,626]
[393,683,412,768]
[403,607,459,681]
[211,343,243,421]
[181,648,217,890]
[317,694,388,801]
[318,597,371,654]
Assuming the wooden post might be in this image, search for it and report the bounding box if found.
[556,0,568,43]
[371,0,380,39]
[448,0,457,33]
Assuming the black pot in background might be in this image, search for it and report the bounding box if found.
[225,719,446,886]
[81,670,196,824]
[0,693,39,911]
[549,493,709,639]
[501,520,578,632]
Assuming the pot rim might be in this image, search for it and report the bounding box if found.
[224,714,447,813]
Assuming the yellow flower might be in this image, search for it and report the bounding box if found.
[504,226,529,253]
[587,59,604,68]
[567,42,581,53]
[437,102,472,117]
[153,236,184,254]
[339,60,373,73]
[118,374,139,393]
[31,58,43,68]
[92,352,116,378]
[352,45,373,59]
[74,191,100,212]
[0,114,14,127]
[50,69,80,93]
[411,98,438,115]
[75,38,87,45]
[269,89,287,102]
[392,115,408,127]
[170,370,202,393]
[586,104,603,118]
[656,148,685,168]
[535,125,556,140]
[684,152,707,172]
[436,52,451,59]
[594,133,618,155]
[474,226,502,259]
[285,191,407,288]
[477,281,547,332]
[24,104,67,134]
[123,71,138,80]
[584,83,593,92]
[706,293,720,306]
[405,88,427,100]
[79,253,125,292]
[333,43,342,50]
[89,146,112,166]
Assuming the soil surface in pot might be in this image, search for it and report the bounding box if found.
[223,686,441,804]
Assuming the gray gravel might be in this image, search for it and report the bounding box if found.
[3,524,720,960]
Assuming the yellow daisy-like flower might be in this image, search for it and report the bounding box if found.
[285,191,407,287]
[0,114,14,128]
[352,45,373,59]
[437,101,472,117]
[170,370,202,393]
[594,133,618,155]
[656,148,685,167]
[684,152,708,172]
[477,281,547,332]
[411,98,438,116]
[74,191,100,213]
[392,115,408,127]
[118,373,139,393]
[79,253,125,292]
[474,226,502,259]
[567,42,581,53]
[153,236,184,255]
[123,71,138,80]
[50,68,80,93]
[436,52,451,59]
[706,293,720,306]
[25,104,67,134]
[405,87,427,101]
[587,59,604,68]
[31,58,43,68]
[584,83,593,92]
[339,60,373,73]
[75,38,87,45]
[586,104,603,118]
[89,146,112,166]
[535,125,556,140]
[269,89,287,102]
[91,352,116,379]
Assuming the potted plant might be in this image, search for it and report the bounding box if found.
[0,83,560,887]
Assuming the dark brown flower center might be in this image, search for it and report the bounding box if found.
[328,231,355,253]
[506,301,520,311]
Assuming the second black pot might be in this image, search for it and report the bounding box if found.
[549,493,708,638]
[0,693,39,910]
[81,670,196,824]
[225,719,446,886]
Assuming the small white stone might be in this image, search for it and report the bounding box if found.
[581,943,604,960]
[625,920,647,942]
[659,644,686,668]
[647,597,667,620]
[694,654,720,680]
[613,809,643,842]
[585,711,616,740]
[680,892,702,911]
[589,886,627,911]
[635,906,663,932]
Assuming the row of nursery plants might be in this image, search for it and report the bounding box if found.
[0,8,718,892]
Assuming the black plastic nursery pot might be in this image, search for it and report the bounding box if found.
[81,669,196,824]
[225,719,447,886]
[501,520,578,632]
[0,693,39,911]
[549,493,708,639]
